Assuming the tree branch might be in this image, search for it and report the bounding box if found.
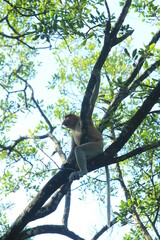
[110,0,132,38]
[1,169,72,240]
[129,59,160,92]
[0,131,56,154]
[99,29,160,132]
[116,163,152,240]
[17,225,84,240]
[91,218,117,240]
[113,29,134,46]
[104,80,160,156]
[116,141,160,162]
[88,80,160,171]
[16,74,54,132]
[49,132,66,164]
[145,211,160,239]
[0,74,61,155]
[80,0,133,141]
[31,183,71,221]
[3,0,46,17]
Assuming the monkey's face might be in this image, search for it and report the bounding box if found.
[62,116,71,128]
[62,114,78,130]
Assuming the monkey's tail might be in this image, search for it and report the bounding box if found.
[105,165,110,227]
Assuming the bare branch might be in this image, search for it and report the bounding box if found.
[116,141,160,162]
[0,130,56,154]
[49,132,66,164]
[17,225,84,240]
[16,74,54,132]
[129,59,160,92]
[32,183,71,221]
[111,0,132,38]
[91,218,118,240]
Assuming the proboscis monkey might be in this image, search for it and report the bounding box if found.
[62,113,103,181]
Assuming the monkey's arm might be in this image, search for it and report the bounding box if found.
[67,135,77,160]
[61,135,77,170]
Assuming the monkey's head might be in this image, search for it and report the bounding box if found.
[62,114,79,130]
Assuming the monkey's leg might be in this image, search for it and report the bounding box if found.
[74,146,88,176]
[69,142,103,181]
[69,146,88,182]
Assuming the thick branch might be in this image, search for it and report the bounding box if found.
[105,80,160,156]
[94,0,132,72]
[17,225,84,240]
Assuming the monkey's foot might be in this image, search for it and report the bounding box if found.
[69,170,87,182]
[69,172,80,182]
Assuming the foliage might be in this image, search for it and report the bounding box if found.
[0,0,160,240]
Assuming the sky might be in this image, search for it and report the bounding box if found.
[1,0,160,239]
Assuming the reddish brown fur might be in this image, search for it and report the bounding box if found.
[62,114,103,144]
[62,114,80,130]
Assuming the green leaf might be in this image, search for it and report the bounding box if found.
[132,49,137,58]
[124,48,130,57]
[32,35,40,41]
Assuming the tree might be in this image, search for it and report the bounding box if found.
[0,0,160,239]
